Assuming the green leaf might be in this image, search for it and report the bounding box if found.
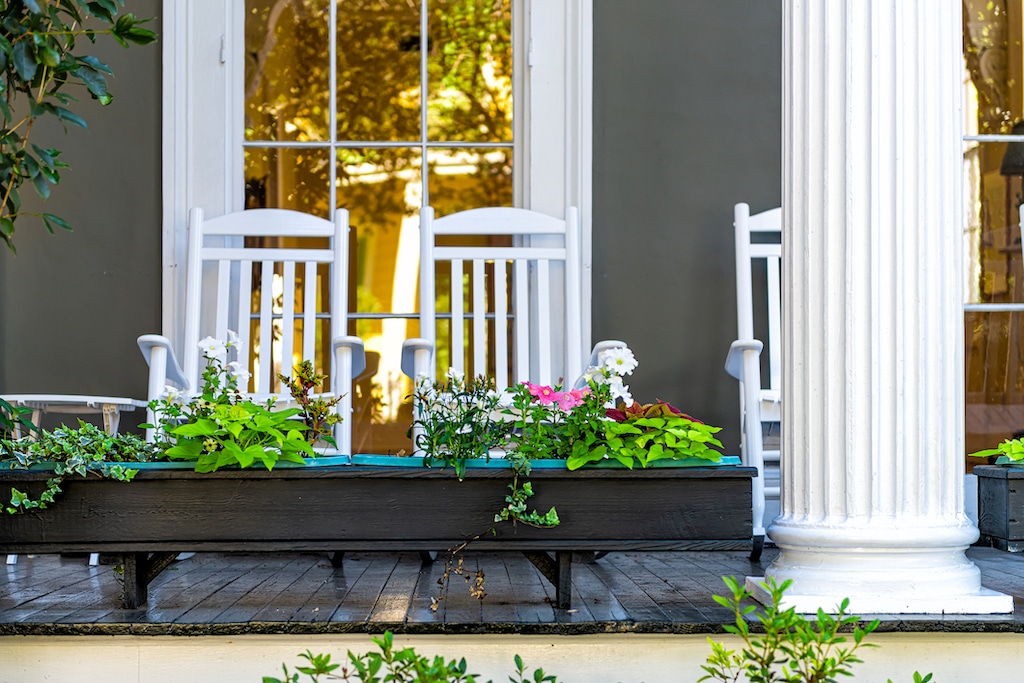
[22,0,42,15]
[51,105,87,128]
[12,40,37,81]
[76,54,112,74]
[38,45,60,68]
[30,168,50,199]
[166,440,203,459]
[41,213,71,233]
[171,419,219,437]
[73,63,110,103]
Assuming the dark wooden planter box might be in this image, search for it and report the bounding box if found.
[0,462,755,609]
[975,464,1024,552]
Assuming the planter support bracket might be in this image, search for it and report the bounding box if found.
[523,550,572,609]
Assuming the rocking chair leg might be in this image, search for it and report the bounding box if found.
[329,551,344,567]
[750,535,765,561]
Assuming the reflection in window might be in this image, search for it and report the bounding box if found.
[964,0,1024,455]
[244,0,513,454]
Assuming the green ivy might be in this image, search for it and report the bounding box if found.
[0,420,160,514]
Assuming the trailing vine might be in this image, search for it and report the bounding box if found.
[0,421,160,514]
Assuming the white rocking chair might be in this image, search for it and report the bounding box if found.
[400,205,626,452]
[724,202,782,560]
[138,207,366,455]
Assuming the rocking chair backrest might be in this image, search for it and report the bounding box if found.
[417,205,583,391]
[183,207,352,398]
[735,204,782,418]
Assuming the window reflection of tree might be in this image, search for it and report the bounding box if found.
[963,0,1024,456]
[242,0,513,453]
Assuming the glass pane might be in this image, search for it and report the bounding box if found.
[963,141,1024,305]
[244,147,331,216]
[963,1,1021,136]
[427,147,512,214]
[966,311,1024,456]
[338,147,422,454]
[427,0,513,142]
[245,0,331,142]
[336,0,421,142]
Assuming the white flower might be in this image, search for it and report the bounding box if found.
[162,385,182,402]
[445,366,465,384]
[602,346,638,377]
[198,336,227,362]
[226,360,251,384]
[226,329,240,347]
[492,388,515,408]
[605,375,634,408]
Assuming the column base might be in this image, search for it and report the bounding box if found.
[745,576,1013,614]
[751,518,1013,614]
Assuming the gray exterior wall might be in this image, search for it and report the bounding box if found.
[0,1,781,452]
[0,1,162,408]
[593,1,782,453]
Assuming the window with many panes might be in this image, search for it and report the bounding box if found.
[964,0,1024,455]
[162,1,592,454]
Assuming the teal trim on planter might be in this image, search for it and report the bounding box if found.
[0,455,353,471]
[348,454,740,469]
[994,455,1024,467]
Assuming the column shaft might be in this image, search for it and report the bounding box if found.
[758,0,1011,614]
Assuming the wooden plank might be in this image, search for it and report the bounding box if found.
[578,554,670,622]
[4,548,1024,632]
[144,554,264,623]
[501,551,557,624]
[367,553,428,626]
[324,553,400,624]
[176,554,299,623]
[609,553,719,623]
[213,554,324,624]
[405,549,450,624]
[568,558,628,622]
[435,551,484,624]
[247,555,354,624]
[474,552,524,625]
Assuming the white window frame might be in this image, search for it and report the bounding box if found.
[161,0,593,357]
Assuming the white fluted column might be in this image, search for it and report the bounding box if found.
[751,0,1012,614]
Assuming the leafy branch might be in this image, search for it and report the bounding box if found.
[0,0,156,252]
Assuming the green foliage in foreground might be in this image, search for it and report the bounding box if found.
[264,631,557,683]
[267,578,934,683]
[701,576,932,683]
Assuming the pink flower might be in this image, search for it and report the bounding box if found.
[525,382,557,405]
[555,393,580,411]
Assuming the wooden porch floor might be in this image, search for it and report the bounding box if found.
[3,546,1024,636]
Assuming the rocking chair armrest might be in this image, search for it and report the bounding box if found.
[137,334,190,399]
[724,339,764,381]
[331,335,366,382]
[400,338,434,380]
